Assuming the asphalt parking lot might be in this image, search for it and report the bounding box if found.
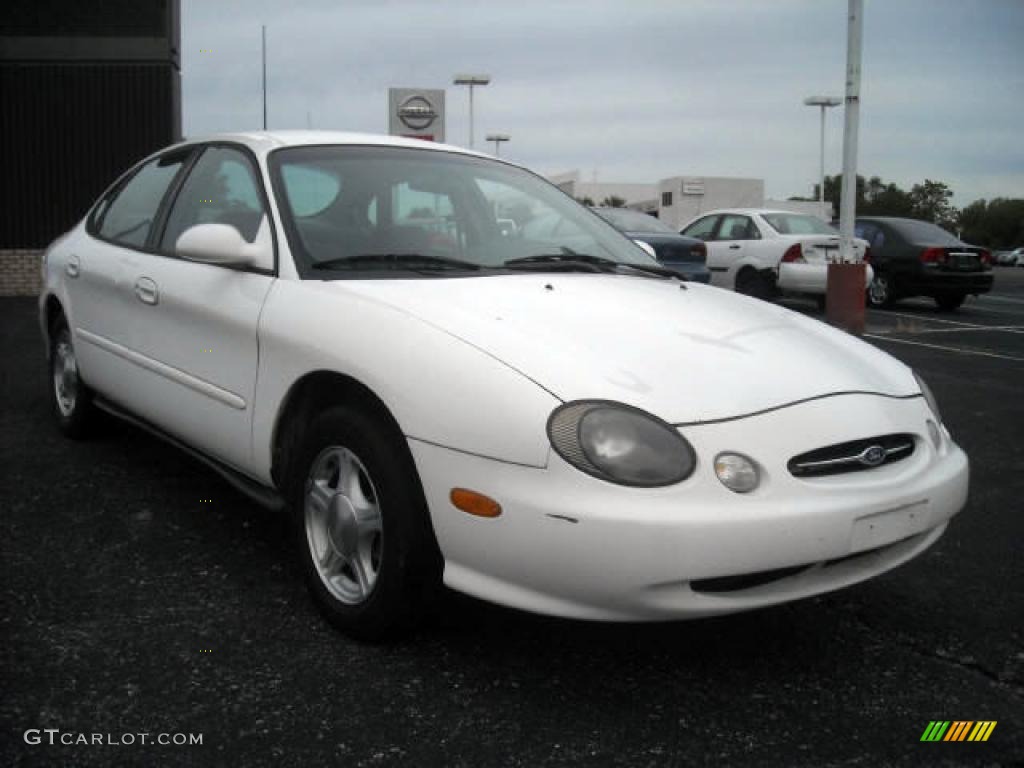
[2,272,1022,767]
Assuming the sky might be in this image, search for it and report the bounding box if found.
[180,0,1024,207]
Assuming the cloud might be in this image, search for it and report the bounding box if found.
[181,0,1024,206]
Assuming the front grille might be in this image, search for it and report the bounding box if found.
[788,433,915,478]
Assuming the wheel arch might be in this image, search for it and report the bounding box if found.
[41,293,66,355]
[269,369,407,491]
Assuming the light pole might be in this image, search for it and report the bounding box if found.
[485,133,510,157]
[453,74,491,148]
[261,25,267,129]
[803,96,841,220]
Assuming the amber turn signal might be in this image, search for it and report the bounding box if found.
[450,488,502,518]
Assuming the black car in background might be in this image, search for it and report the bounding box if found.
[592,207,711,283]
[854,217,993,310]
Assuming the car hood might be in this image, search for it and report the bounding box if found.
[333,274,917,423]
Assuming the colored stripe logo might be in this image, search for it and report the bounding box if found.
[920,721,997,742]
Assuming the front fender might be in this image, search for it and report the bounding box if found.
[251,280,560,483]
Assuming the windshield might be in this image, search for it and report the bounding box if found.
[760,212,838,236]
[269,145,658,276]
[593,207,676,234]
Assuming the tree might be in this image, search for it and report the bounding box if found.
[818,173,936,221]
[576,196,595,206]
[910,179,957,229]
[600,195,627,208]
[959,198,1024,248]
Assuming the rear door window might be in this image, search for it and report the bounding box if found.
[717,214,758,241]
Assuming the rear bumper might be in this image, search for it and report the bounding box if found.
[778,263,873,296]
[902,270,994,296]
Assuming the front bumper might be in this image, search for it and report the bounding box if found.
[409,393,968,621]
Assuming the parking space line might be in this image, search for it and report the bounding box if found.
[980,294,1024,305]
[864,334,1024,362]
[908,326,1024,335]
[870,311,987,328]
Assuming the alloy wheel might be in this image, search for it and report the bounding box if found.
[304,446,383,605]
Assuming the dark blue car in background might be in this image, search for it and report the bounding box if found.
[592,207,711,283]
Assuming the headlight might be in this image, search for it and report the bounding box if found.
[547,401,696,487]
[913,371,942,424]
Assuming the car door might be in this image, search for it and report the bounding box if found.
[121,144,276,472]
[709,214,758,289]
[71,149,194,412]
[680,214,726,285]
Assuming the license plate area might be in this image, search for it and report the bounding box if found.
[948,252,979,271]
[850,500,931,552]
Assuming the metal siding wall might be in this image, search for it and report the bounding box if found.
[0,63,176,249]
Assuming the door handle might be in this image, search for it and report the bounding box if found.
[66,254,81,278]
[134,277,159,306]
[729,244,741,250]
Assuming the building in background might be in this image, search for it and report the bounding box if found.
[550,170,833,229]
[0,0,181,295]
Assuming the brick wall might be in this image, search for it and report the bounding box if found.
[0,251,43,296]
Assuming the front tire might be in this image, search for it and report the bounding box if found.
[289,404,441,640]
[48,319,97,439]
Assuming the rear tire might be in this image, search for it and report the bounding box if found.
[735,267,772,300]
[866,272,895,308]
[48,318,97,439]
[935,293,966,312]
[288,404,441,641]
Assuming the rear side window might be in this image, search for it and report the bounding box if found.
[762,212,836,235]
[854,222,886,250]
[717,214,759,241]
[98,154,186,247]
[681,215,719,240]
[160,146,266,249]
[892,219,961,246]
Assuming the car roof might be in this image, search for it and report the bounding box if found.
[696,208,812,217]
[161,130,493,162]
[854,216,924,223]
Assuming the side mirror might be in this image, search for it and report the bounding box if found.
[175,218,272,269]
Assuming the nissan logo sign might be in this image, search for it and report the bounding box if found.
[397,96,438,130]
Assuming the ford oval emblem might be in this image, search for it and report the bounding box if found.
[859,445,886,467]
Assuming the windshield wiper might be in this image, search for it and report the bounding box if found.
[504,247,685,282]
[311,253,482,271]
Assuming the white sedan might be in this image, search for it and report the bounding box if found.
[40,132,967,638]
[680,208,873,300]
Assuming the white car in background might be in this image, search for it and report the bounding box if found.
[680,209,872,302]
[39,132,966,639]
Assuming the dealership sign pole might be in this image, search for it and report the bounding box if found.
[826,0,866,334]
